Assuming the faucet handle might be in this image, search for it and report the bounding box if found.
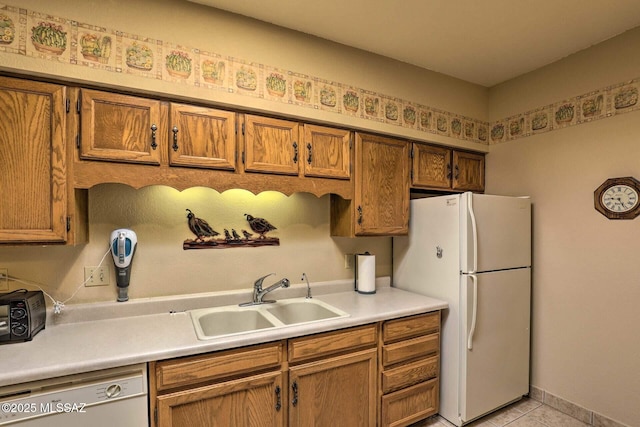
[254,273,275,289]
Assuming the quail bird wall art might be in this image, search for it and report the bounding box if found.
[244,214,277,239]
[186,209,219,241]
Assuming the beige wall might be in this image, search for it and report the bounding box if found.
[486,27,640,427]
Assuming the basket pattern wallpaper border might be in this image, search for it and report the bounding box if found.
[1,4,639,147]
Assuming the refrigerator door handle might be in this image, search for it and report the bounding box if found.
[468,192,478,273]
[467,273,478,350]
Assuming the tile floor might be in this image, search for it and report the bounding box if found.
[412,398,591,427]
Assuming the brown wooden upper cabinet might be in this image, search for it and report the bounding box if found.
[80,89,239,171]
[242,114,301,175]
[302,124,351,180]
[411,143,485,192]
[168,103,237,170]
[0,77,68,243]
[80,89,167,165]
[331,133,410,236]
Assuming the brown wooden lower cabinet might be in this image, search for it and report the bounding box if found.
[380,312,441,427]
[150,313,440,427]
[156,370,284,427]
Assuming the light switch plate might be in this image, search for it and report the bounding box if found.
[84,266,110,287]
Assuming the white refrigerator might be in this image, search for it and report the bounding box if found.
[393,192,531,426]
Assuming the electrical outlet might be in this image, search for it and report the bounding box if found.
[84,266,109,287]
[344,254,354,269]
[0,268,8,291]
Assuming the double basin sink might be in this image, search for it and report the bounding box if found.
[189,298,349,340]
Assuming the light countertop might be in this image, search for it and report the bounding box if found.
[0,278,447,387]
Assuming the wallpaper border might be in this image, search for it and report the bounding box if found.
[1,4,638,147]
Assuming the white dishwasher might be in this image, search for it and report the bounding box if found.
[0,364,148,426]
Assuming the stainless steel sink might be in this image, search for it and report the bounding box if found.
[189,298,349,340]
[266,299,348,325]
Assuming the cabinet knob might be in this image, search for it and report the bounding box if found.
[307,142,312,165]
[150,124,158,150]
[172,126,179,151]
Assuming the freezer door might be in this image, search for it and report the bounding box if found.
[459,268,531,424]
[460,193,531,273]
[393,195,461,296]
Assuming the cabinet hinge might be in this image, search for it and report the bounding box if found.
[154,407,157,424]
[241,151,245,164]
[242,122,245,135]
[76,134,80,149]
[349,136,353,149]
[65,98,71,113]
[410,169,414,180]
[235,121,238,135]
[66,217,71,232]
[76,98,81,114]
[410,146,414,158]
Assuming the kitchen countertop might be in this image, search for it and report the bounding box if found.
[0,278,447,387]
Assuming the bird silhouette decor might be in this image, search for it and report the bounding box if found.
[244,214,277,239]
[183,209,279,250]
[186,209,219,242]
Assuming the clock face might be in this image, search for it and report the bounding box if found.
[601,184,639,213]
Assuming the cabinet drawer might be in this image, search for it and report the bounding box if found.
[381,354,439,394]
[382,333,439,367]
[381,378,439,427]
[154,342,284,391]
[288,324,377,364]
[382,311,439,343]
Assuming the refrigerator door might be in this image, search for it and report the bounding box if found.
[460,193,531,274]
[393,195,461,296]
[459,268,531,424]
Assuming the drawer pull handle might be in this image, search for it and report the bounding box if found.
[293,141,298,163]
[357,205,363,225]
[291,381,298,406]
[275,386,281,411]
[172,126,179,151]
[307,142,312,165]
[150,124,158,150]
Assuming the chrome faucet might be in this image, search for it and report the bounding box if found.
[240,273,290,306]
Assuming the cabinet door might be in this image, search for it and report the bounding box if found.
[169,104,237,170]
[354,133,409,235]
[289,348,377,427]
[453,150,485,192]
[156,371,284,427]
[411,144,451,189]
[80,89,166,164]
[0,77,67,243]
[302,124,351,179]
[243,115,301,175]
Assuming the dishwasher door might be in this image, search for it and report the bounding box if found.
[0,364,148,426]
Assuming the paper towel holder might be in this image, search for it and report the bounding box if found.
[354,252,376,294]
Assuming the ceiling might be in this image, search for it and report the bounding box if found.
[187,0,640,87]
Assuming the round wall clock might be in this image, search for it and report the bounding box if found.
[594,177,640,219]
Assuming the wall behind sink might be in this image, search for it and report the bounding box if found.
[0,185,391,303]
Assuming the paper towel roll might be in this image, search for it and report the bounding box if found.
[356,253,376,294]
